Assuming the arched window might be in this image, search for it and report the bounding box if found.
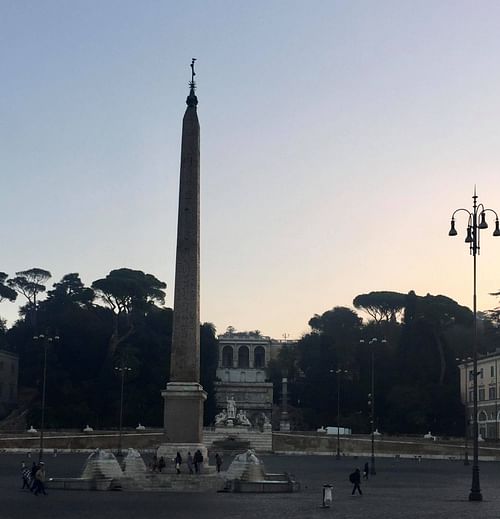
[478,410,488,422]
[222,346,233,368]
[254,346,265,368]
[238,346,249,368]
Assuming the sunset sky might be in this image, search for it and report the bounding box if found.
[2,1,500,339]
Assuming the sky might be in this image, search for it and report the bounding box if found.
[2,0,500,339]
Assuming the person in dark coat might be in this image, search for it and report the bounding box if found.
[174,452,182,474]
[215,453,223,473]
[187,452,194,474]
[158,456,166,473]
[363,462,369,480]
[350,468,362,495]
[193,449,203,474]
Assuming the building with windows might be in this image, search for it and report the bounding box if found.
[214,330,289,428]
[458,349,500,439]
[0,350,19,419]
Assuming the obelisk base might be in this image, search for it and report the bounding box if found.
[161,382,207,443]
[158,382,210,472]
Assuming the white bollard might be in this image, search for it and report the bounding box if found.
[322,484,333,507]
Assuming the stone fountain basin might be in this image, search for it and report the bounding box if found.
[48,477,119,491]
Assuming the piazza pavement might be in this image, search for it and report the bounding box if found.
[1,452,500,519]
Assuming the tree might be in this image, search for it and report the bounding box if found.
[46,273,94,307]
[200,322,218,425]
[92,268,167,359]
[0,272,17,303]
[308,306,362,367]
[7,268,51,327]
[353,291,406,323]
[404,293,472,385]
[287,307,364,429]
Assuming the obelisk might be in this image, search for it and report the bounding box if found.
[159,60,207,453]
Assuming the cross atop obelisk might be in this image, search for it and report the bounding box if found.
[160,60,206,447]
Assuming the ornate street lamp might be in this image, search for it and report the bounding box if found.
[114,364,132,457]
[360,337,386,475]
[449,188,500,501]
[33,333,60,462]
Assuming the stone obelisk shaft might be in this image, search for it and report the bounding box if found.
[161,81,206,444]
[170,99,200,382]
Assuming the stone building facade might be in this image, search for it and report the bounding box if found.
[214,331,287,428]
[458,349,500,439]
[0,350,19,419]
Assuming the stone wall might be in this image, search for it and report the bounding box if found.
[273,432,500,460]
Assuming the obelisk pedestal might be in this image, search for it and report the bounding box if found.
[158,382,208,467]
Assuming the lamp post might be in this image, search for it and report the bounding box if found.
[449,189,500,502]
[456,357,471,466]
[33,333,60,462]
[331,368,349,460]
[360,337,386,475]
[114,364,132,457]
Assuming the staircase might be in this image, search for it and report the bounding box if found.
[203,428,272,453]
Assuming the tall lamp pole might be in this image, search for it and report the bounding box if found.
[360,337,386,476]
[331,368,349,460]
[33,333,60,462]
[114,364,132,457]
[449,188,500,501]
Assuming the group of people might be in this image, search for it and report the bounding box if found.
[150,455,167,472]
[20,460,47,496]
[150,450,223,474]
[173,449,205,474]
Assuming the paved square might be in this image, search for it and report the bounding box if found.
[1,453,499,519]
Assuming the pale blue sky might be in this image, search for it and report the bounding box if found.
[2,1,500,338]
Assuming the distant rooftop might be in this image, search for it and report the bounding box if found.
[219,330,271,340]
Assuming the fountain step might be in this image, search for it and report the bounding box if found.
[123,473,224,492]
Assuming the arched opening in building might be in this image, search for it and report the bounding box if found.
[478,410,488,422]
[238,346,249,368]
[222,346,233,368]
[254,346,265,368]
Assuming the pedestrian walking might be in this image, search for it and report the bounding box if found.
[363,462,369,480]
[174,452,182,474]
[21,461,31,490]
[215,453,223,473]
[349,468,362,496]
[33,462,47,496]
[158,456,166,473]
[29,462,38,491]
[187,452,194,474]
